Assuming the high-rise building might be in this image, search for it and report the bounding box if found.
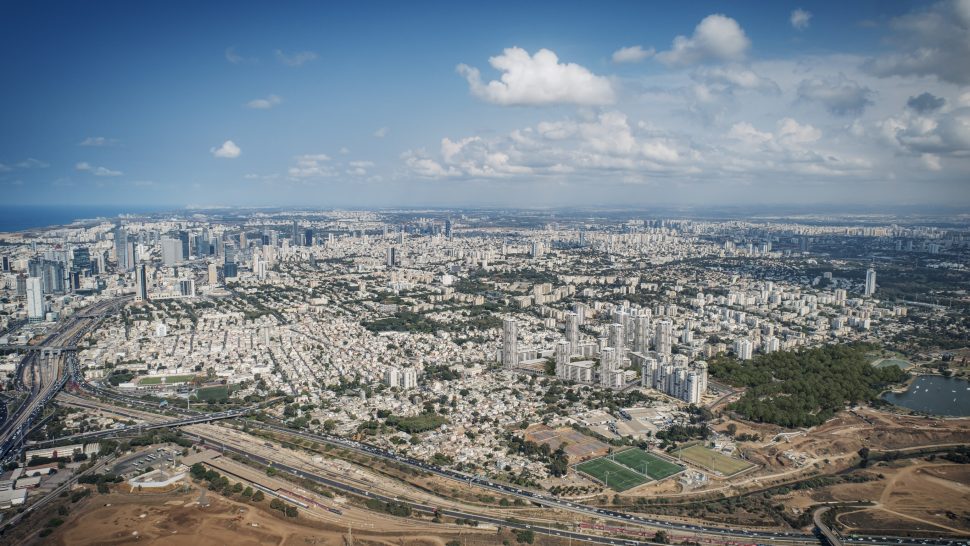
[208,263,218,285]
[865,268,877,297]
[114,226,129,270]
[608,323,625,364]
[735,338,753,360]
[161,238,181,266]
[554,340,571,378]
[178,230,190,260]
[179,278,196,298]
[72,247,92,275]
[502,318,518,369]
[223,262,238,278]
[633,313,651,353]
[26,276,44,321]
[135,264,149,301]
[654,320,673,355]
[386,247,397,268]
[304,228,313,246]
[444,218,453,239]
[565,312,579,346]
[16,274,27,299]
[1,256,9,272]
[291,220,300,246]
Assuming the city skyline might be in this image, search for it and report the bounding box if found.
[1,0,969,208]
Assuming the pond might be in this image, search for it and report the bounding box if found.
[882,375,970,417]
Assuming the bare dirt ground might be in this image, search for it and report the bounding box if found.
[43,488,578,546]
[778,460,970,537]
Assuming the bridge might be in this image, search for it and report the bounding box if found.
[0,345,77,355]
[28,407,254,448]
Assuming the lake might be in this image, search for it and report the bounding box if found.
[883,375,970,417]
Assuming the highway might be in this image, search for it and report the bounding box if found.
[0,297,129,463]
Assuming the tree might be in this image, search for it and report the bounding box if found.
[653,530,670,544]
[252,490,265,502]
[726,423,738,437]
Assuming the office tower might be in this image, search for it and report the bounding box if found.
[161,238,181,266]
[865,268,877,297]
[578,230,586,247]
[565,312,579,346]
[208,263,218,285]
[1,256,8,272]
[239,232,247,249]
[502,318,518,369]
[444,218,452,239]
[114,226,129,270]
[194,234,208,257]
[72,247,92,275]
[291,220,300,246]
[735,338,753,360]
[127,240,137,268]
[179,278,196,297]
[304,228,313,246]
[223,262,238,278]
[654,320,673,355]
[530,241,542,258]
[16,274,27,298]
[386,247,397,268]
[29,259,65,295]
[178,231,190,260]
[135,264,149,301]
[26,277,44,321]
[609,323,625,364]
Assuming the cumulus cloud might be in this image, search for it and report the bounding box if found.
[374,127,389,138]
[797,75,874,115]
[16,158,49,169]
[692,65,780,94]
[275,49,318,67]
[247,94,282,109]
[210,140,241,159]
[75,161,122,176]
[864,0,970,84]
[288,154,336,178]
[78,136,119,147]
[457,47,615,106]
[790,9,812,30]
[889,107,970,156]
[656,14,751,66]
[612,45,655,64]
[907,92,946,113]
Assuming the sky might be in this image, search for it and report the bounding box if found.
[0,0,968,209]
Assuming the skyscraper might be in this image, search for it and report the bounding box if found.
[114,226,129,270]
[161,238,181,266]
[609,323,625,364]
[135,263,149,301]
[502,318,518,369]
[654,320,673,355]
[26,276,44,321]
[304,228,313,246]
[178,231,190,260]
[565,311,579,346]
[865,268,877,297]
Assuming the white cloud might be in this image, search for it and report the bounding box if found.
[225,47,244,64]
[888,107,970,156]
[374,127,390,138]
[210,140,241,159]
[247,94,282,109]
[0,163,10,172]
[339,147,351,155]
[457,47,615,106]
[17,158,49,169]
[275,49,317,67]
[777,117,822,144]
[79,136,119,147]
[864,0,970,84]
[75,161,122,176]
[288,154,336,178]
[790,9,812,30]
[797,75,874,115]
[612,45,654,64]
[656,14,751,66]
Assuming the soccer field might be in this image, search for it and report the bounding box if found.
[611,448,683,480]
[673,444,756,476]
[575,457,648,492]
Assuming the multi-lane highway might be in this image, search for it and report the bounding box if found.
[0,297,129,462]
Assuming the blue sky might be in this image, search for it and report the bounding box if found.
[1,0,968,208]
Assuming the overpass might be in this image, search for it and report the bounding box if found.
[27,407,253,448]
[0,345,77,354]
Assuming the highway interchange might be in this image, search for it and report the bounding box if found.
[3,299,968,546]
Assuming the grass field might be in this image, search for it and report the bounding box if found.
[137,374,197,385]
[611,448,683,480]
[874,358,911,370]
[193,385,229,402]
[673,444,756,476]
[575,457,648,492]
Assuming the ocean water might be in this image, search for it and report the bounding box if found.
[0,205,172,232]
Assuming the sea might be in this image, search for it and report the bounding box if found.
[0,205,174,233]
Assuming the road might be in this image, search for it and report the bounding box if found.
[0,297,129,462]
